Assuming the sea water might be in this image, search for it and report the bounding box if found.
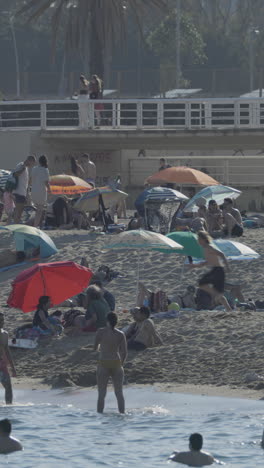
[0,386,263,467]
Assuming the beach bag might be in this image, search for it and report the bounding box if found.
[5,173,18,192]
[150,290,168,313]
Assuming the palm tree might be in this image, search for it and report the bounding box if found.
[18,0,168,79]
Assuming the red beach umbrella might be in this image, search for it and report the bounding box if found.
[7,261,93,313]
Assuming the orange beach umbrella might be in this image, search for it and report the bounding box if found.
[50,175,92,195]
[146,166,219,186]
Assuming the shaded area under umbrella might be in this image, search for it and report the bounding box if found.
[7,261,93,313]
[74,186,128,213]
[146,166,219,186]
[0,225,57,258]
[104,229,183,300]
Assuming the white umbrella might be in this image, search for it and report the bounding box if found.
[184,185,241,212]
[214,239,259,261]
[186,239,259,263]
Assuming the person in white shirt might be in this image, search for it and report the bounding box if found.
[31,155,50,227]
[13,155,36,223]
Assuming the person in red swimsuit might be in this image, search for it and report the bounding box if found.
[89,74,104,126]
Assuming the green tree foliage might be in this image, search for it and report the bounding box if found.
[17,0,168,78]
[147,10,206,67]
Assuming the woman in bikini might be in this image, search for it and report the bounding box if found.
[94,312,127,414]
[188,231,232,312]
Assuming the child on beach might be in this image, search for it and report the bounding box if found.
[188,230,232,312]
[3,188,15,224]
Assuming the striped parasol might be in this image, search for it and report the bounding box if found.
[0,169,11,190]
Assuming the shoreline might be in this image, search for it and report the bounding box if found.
[11,378,264,401]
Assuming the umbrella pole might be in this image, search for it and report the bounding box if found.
[135,252,140,305]
[40,270,47,295]
[99,194,108,232]
[179,256,186,287]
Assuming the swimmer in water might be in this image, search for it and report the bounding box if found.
[94,312,127,414]
[0,419,23,454]
[169,433,215,466]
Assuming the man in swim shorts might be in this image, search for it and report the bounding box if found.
[188,231,232,312]
[0,313,16,404]
[170,432,215,466]
[94,312,127,413]
[0,419,23,454]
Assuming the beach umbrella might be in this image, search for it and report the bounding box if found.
[104,229,183,298]
[0,169,11,189]
[183,239,259,263]
[50,174,92,195]
[7,261,93,313]
[166,231,204,258]
[74,186,128,212]
[145,166,219,186]
[0,225,57,258]
[213,239,259,261]
[183,185,241,212]
[135,187,188,216]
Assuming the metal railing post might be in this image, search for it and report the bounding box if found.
[137,101,142,129]
[157,101,163,128]
[204,102,212,129]
[40,103,46,130]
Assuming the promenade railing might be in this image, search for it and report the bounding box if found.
[0,98,264,130]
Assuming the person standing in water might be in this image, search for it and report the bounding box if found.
[0,313,16,404]
[94,312,127,414]
[0,419,23,454]
[170,433,215,466]
[188,230,232,312]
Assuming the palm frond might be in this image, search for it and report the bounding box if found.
[17,0,168,53]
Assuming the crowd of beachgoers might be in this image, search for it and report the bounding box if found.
[1,152,264,462]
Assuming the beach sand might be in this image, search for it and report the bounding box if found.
[1,226,264,400]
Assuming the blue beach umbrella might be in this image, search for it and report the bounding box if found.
[183,185,241,212]
[135,187,188,216]
[213,239,259,261]
[185,239,259,263]
[0,225,58,258]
